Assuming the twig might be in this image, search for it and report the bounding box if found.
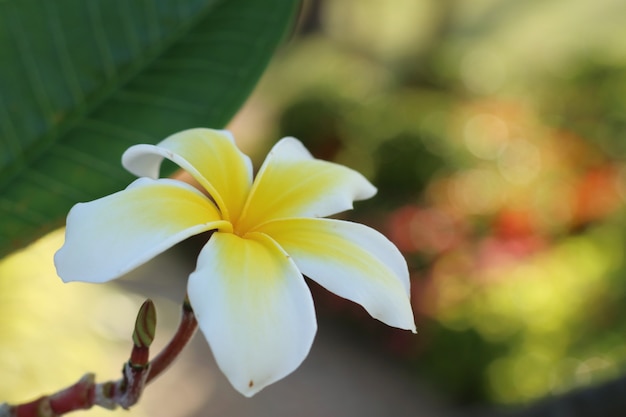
[147,297,197,383]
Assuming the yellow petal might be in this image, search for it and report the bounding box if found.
[187,231,317,397]
[55,178,230,283]
[257,218,416,332]
[122,128,252,222]
[235,138,376,234]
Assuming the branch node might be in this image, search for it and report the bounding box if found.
[37,398,56,417]
[93,383,117,411]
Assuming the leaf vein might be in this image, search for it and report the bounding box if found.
[79,118,154,144]
[22,170,84,202]
[0,198,48,225]
[86,1,116,79]
[144,0,162,46]
[155,58,237,75]
[50,144,129,181]
[115,90,207,115]
[0,94,21,161]
[120,1,142,58]
[7,2,55,127]
[44,0,84,104]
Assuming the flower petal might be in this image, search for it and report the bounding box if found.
[257,218,416,332]
[122,128,253,222]
[187,231,317,397]
[236,138,376,233]
[55,178,230,284]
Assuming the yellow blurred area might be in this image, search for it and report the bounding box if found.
[0,229,149,417]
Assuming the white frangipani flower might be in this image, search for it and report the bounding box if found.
[55,128,416,397]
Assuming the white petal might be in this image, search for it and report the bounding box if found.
[257,218,416,332]
[122,128,253,222]
[188,232,317,397]
[55,178,229,284]
[235,138,376,233]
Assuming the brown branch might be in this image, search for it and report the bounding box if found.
[146,297,198,383]
[1,374,96,417]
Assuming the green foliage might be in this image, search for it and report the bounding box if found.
[373,133,444,204]
[0,0,298,258]
[418,326,508,404]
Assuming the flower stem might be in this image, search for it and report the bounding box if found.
[0,298,198,417]
[146,297,198,384]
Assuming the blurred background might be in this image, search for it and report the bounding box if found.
[3,0,626,416]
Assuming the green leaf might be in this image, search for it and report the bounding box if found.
[0,0,299,258]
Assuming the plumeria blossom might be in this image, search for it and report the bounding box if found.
[55,128,416,396]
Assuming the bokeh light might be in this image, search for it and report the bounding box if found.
[242,0,626,408]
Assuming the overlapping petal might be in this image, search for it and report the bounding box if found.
[257,218,416,332]
[235,138,377,234]
[55,178,229,284]
[187,231,317,397]
[55,127,416,398]
[122,128,253,222]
